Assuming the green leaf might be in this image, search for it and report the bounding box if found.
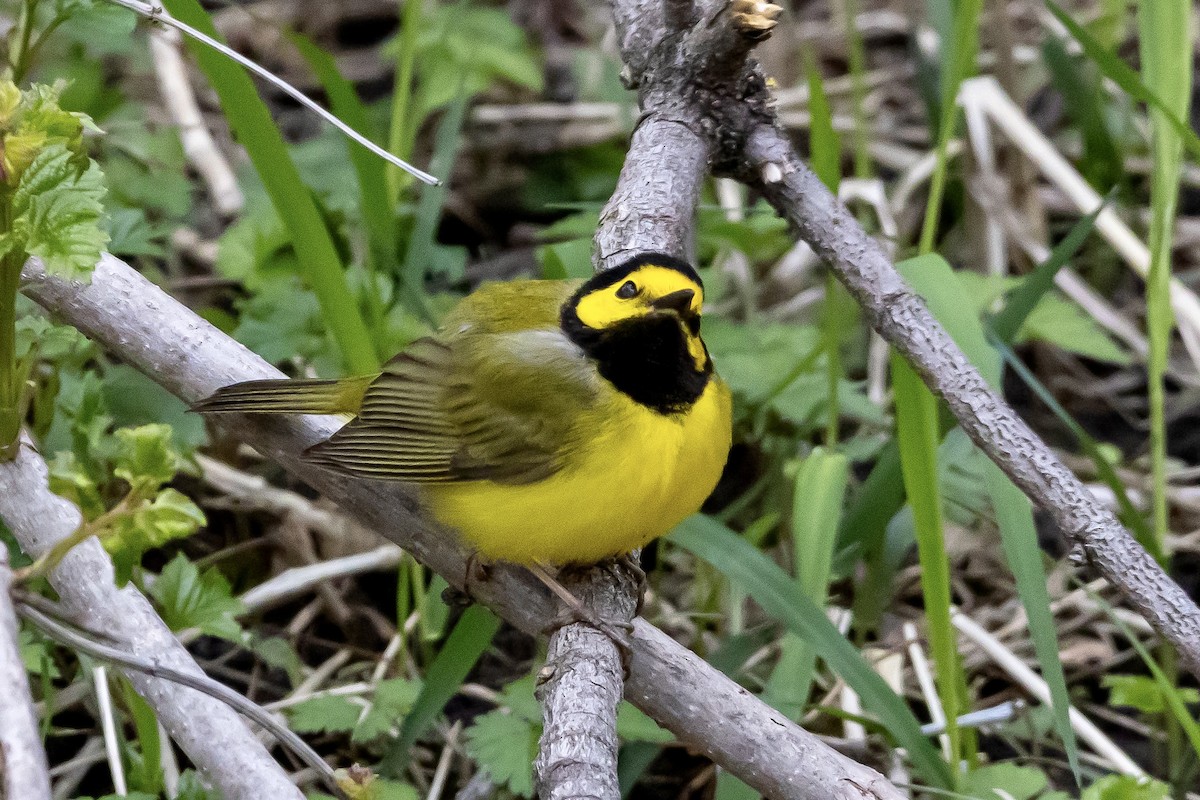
[287,694,363,735]
[106,489,206,582]
[247,635,304,687]
[7,143,108,280]
[1081,775,1172,800]
[960,763,1048,800]
[354,678,422,742]
[148,552,243,640]
[989,201,1106,344]
[113,423,185,487]
[901,254,1081,781]
[1103,674,1199,713]
[616,703,673,744]
[464,710,537,797]
[175,770,224,800]
[670,515,953,788]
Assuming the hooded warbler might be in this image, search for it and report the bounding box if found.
[195,253,732,565]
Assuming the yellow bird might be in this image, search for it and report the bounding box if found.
[195,254,732,566]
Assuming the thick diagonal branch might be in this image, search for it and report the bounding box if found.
[738,125,1200,678]
[0,433,305,800]
[21,251,905,800]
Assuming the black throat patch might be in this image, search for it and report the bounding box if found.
[561,307,711,416]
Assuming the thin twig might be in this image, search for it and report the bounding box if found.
[16,599,344,797]
[102,0,439,186]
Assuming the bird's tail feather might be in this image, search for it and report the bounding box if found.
[192,375,374,415]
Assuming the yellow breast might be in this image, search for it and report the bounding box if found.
[424,379,732,565]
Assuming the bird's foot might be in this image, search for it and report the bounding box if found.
[529,562,635,675]
[442,552,493,609]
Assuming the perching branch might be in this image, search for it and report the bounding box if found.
[0,548,51,800]
[20,251,906,800]
[533,2,785,798]
[0,432,306,800]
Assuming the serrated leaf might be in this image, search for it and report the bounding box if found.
[106,489,206,583]
[353,678,422,742]
[113,423,184,487]
[464,710,537,797]
[9,144,107,279]
[288,694,364,735]
[148,552,241,640]
[48,451,105,519]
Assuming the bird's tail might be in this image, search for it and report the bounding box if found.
[191,375,374,415]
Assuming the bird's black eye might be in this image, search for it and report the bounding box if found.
[616,280,639,299]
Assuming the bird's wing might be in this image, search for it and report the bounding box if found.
[303,330,598,484]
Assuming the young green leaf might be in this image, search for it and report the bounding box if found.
[148,552,243,640]
[113,423,187,488]
[6,144,107,280]
[287,694,364,735]
[354,678,422,742]
[464,710,538,797]
[106,489,206,583]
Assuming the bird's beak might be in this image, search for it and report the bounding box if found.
[651,289,696,315]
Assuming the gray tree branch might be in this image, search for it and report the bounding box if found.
[20,251,905,800]
[0,548,51,800]
[740,117,1200,678]
[534,3,785,798]
[0,432,305,800]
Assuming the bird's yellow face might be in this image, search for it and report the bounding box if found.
[560,254,713,414]
[568,258,707,371]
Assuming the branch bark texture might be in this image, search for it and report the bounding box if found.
[20,252,905,800]
[739,127,1200,677]
[0,549,51,800]
[0,432,304,800]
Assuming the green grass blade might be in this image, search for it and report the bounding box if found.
[288,31,397,331]
[1046,0,1200,162]
[983,463,1081,783]
[387,0,423,203]
[398,90,470,316]
[803,48,841,193]
[1089,591,1200,760]
[1042,35,1122,191]
[764,448,848,717]
[989,199,1106,344]
[918,0,982,253]
[1137,0,1191,567]
[989,334,1152,545]
[891,353,963,764]
[900,255,1080,778]
[379,605,501,775]
[672,515,953,788]
[160,0,380,374]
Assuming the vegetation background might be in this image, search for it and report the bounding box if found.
[1,0,1198,798]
